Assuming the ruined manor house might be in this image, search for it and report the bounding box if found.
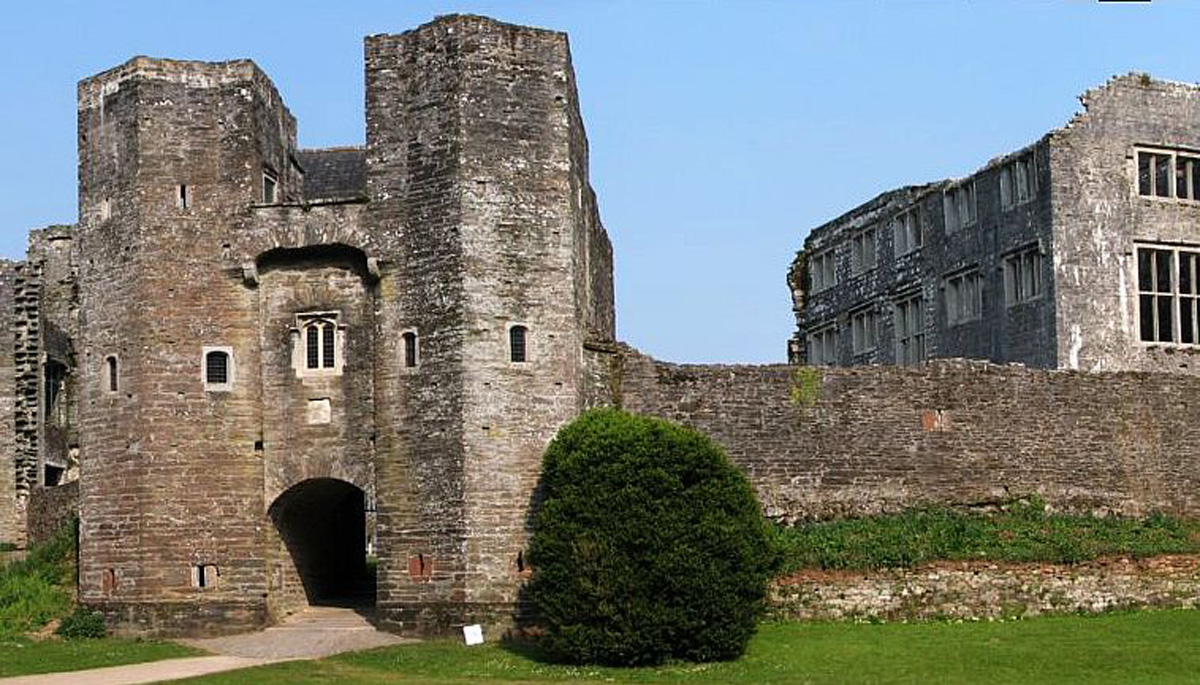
[2,15,1199,638]
[789,73,1200,373]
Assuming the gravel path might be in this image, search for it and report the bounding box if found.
[0,605,414,685]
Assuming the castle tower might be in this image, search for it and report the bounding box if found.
[75,58,305,632]
[365,15,613,633]
[71,15,613,637]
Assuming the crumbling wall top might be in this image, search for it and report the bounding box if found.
[76,56,295,132]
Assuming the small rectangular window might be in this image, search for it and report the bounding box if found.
[106,356,118,393]
[851,227,877,274]
[1155,154,1171,198]
[894,293,926,366]
[809,249,837,293]
[44,361,66,419]
[945,270,983,326]
[1178,155,1200,200]
[191,564,219,589]
[943,192,958,233]
[959,182,976,225]
[203,348,233,391]
[893,209,922,256]
[205,351,228,385]
[851,307,877,354]
[177,184,189,210]
[805,324,838,366]
[402,331,419,368]
[1004,245,1043,305]
[263,170,278,204]
[944,182,977,232]
[509,325,528,363]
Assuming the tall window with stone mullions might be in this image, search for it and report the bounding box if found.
[1138,246,1200,344]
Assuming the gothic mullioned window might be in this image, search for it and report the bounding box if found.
[293,313,343,377]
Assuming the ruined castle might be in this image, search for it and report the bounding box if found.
[2,15,1199,638]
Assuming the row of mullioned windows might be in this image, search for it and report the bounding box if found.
[806,294,927,367]
[806,246,1048,366]
[810,210,920,294]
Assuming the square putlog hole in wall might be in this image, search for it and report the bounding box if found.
[307,398,332,425]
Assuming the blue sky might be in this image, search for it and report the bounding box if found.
[0,1,1195,363]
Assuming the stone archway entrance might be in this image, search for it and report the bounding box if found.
[269,478,373,609]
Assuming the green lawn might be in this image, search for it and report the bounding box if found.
[0,636,200,677]
[773,501,1200,571]
[175,609,1200,684]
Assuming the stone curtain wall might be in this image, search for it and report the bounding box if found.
[27,482,78,546]
[770,555,1200,621]
[591,347,1200,521]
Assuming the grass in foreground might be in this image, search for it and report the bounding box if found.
[176,609,1200,685]
[0,525,76,637]
[773,499,1200,571]
[0,636,200,677]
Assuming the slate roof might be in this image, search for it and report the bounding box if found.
[296,147,367,202]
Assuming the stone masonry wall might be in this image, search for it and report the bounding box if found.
[1051,74,1200,373]
[365,19,473,635]
[26,482,79,546]
[455,16,595,630]
[0,262,17,545]
[366,15,613,635]
[76,58,299,636]
[593,347,1200,522]
[771,555,1200,622]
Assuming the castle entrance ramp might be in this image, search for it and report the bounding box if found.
[269,478,373,611]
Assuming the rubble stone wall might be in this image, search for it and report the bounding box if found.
[590,347,1200,522]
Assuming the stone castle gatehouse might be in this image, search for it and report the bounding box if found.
[5,15,1200,639]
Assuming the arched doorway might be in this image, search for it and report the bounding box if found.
[269,478,373,608]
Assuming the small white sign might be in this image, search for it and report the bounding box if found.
[463,624,484,646]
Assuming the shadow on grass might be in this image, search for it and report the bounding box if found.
[497,631,569,666]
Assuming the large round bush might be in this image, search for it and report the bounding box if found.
[525,409,778,666]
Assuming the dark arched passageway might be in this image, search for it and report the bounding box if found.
[270,478,373,606]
